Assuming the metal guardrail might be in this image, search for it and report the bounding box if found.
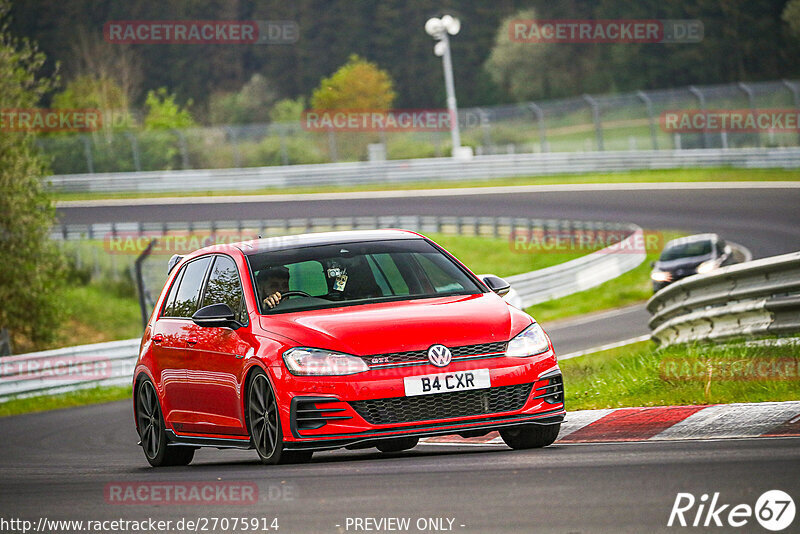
[47,148,800,194]
[0,339,138,401]
[647,251,800,346]
[5,217,644,402]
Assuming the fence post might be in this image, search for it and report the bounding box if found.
[783,80,800,146]
[172,129,190,169]
[527,103,548,153]
[81,135,94,174]
[125,132,142,171]
[582,94,604,151]
[327,128,338,162]
[135,240,158,332]
[636,90,659,150]
[477,108,492,153]
[225,127,242,168]
[688,86,710,149]
[737,82,759,148]
[279,126,290,165]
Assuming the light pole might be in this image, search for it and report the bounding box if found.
[425,15,472,159]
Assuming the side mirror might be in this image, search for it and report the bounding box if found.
[650,261,655,268]
[480,274,511,297]
[192,303,241,330]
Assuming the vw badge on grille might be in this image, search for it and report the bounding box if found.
[427,344,452,367]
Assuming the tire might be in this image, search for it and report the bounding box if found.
[500,423,560,450]
[376,436,419,453]
[136,378,195,467]
[246,370,312,465]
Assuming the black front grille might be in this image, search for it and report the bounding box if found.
[361,341,507,366]
[349,383,533,425]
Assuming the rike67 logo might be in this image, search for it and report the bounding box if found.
[668,490,795,531]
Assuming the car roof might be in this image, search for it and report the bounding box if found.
[663,233,720,249]
[235,229,425,255]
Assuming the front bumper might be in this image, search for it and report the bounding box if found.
[273,351,565,451]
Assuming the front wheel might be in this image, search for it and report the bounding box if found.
[246,371,312,465]
[500,423,560,450]
[136,378,194,467]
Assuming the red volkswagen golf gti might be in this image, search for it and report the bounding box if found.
[133,230,564,466]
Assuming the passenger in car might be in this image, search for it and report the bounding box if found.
[257,266,290,309]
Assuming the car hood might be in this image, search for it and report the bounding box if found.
[655,253,713,271]
[258,293,531,356]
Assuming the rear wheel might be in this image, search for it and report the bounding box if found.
[500,423,560,450]
[246,371,312,464]
[136,378,194,467]
[376,436,419,453]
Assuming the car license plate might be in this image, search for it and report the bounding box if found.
[403,369,491,397]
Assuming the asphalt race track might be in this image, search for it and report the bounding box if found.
[1,183,794,532]
[0,401,798,533]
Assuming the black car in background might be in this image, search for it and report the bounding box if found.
[650,234,737,292]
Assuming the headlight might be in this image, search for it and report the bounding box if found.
[283,347,369,376]
[505,323,550,358]
[650,270,673,282]
[696,258,722,274]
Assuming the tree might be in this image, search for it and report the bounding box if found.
[143,88,196,130]
[51,74,134,130]
[310,54,396,110]
[783,0,800,37]
[0,0,63,351]
[209,74,279,125]
[270,97,305,123]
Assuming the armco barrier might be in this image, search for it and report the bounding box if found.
[47,148,800,194]
[647,251,800,346]
[5,217,645,401]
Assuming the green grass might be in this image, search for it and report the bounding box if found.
[562,340,800,410]
[0,386,131,418]
[55,284,142,348]
[427,233,587,278]
[526,231,685,323]
[53,167,800,201]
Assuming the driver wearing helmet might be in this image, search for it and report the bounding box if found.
[257,266,290,309]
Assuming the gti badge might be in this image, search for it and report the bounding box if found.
[428,344,452,367]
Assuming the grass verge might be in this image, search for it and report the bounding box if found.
[53,167,800,201]
[0,386,131,418]
[562,340,800,411]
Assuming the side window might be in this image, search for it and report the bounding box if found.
[169,257,212,318]
[203,256,246,323]
[161,268,185,317]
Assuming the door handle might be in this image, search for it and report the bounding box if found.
[151,334,164,343]
[186,337,198,346]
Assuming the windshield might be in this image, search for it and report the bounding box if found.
[659,240,713,261]
[247,239,483,314]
